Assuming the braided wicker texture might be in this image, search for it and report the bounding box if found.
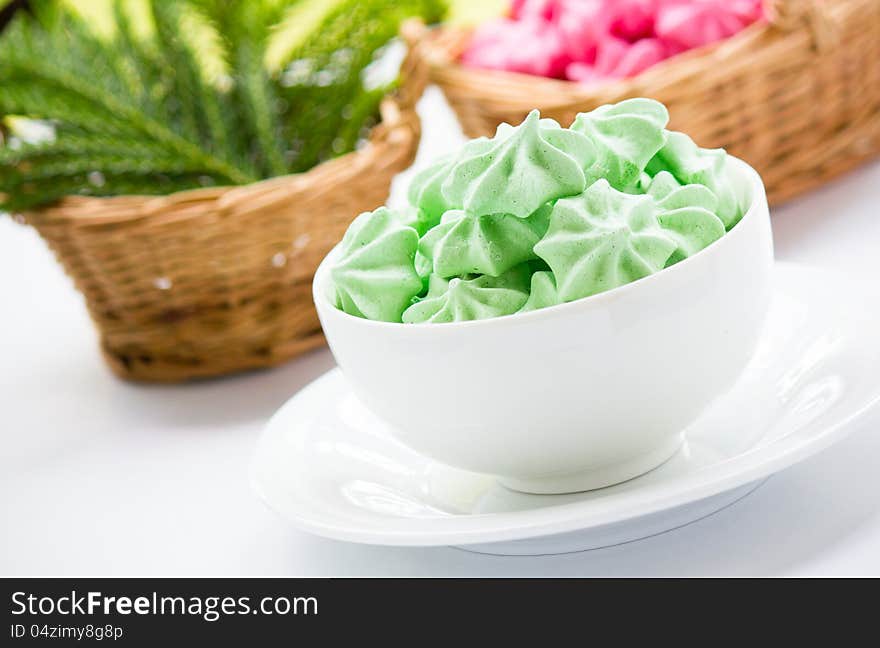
[21,25,430,382]
[419,0,880,205]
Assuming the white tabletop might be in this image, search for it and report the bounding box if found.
[2,88,879,577]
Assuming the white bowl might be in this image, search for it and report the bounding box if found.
[313,157,773,494]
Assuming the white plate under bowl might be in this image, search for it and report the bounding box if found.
[252,263,880,555]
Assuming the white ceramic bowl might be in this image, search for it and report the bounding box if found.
[313,157,773,494]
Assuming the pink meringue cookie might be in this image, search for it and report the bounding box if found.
[564,60,598,83]
[463,0,764,82]
[555,0,611,63]
[655,0,762,50]
[510,0,558,21]
[723,0,764,22]
[605,37,667,76]
[567,36,668,82]
[462,17,570,78]
[609,0,658,42]
[595,37,667,79]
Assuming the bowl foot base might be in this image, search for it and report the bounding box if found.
[456,479,766,555]
[498,435,684,495]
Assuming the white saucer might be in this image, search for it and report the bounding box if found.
[252,263,880,555]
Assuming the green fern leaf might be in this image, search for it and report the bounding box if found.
[0,0,447,212]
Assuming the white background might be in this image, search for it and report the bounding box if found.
[2,88,879,577]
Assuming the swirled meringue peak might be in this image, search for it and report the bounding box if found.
[440,110,595,218]
[534,179,678,301]
[647,170,719,212]
[571,98,669,189]
[657,204,725,267]
[648,172,726,265]
[401,265,531,324]
[518,270,562,313]
[330,207,422,323]
[419,204,552,278]
[646,131,742,229]
[396,204,436,237]
[407,157,453,229]
[407,151,464,227]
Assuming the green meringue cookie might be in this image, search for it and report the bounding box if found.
[407,138,499,224]
[407,152,459,226]
[518,270,562,313]
[647,171,725,264]
[330,207,422,322]
[657,205,726,267]
[424,273,452,298]
[415,249,433,291]
[493,115,584,145]
[646,131,742,229]
[622,171,653,195]
[440,110,595,219]
[571,98,669,190]
[419,204,552,278]
[534,179,677,302]
[397,204,437,237]
[647,171,722,213]
[402,265,531,324]
[645,170,684,201]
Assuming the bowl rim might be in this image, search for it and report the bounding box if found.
[313,155,768,333]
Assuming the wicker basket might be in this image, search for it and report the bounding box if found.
[19,23,430,383]
[414,0,880,205]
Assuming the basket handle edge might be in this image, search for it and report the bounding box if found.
[764,0,840,51]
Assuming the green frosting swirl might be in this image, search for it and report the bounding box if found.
[646,131,742,229]
[418,204,552,278]
[518,270,562,313]
[330,207,422,322]
[571,98,669,190]
[414,249,433,292]
[622,171,653,195]
[407,152,460,228]
[440,110,595,218]
[534,179,678,301]
[648,173,726,265]
[644,170,684,202]
[657,206,726,267]
[402,265,531,324]
[397,204,437,237]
